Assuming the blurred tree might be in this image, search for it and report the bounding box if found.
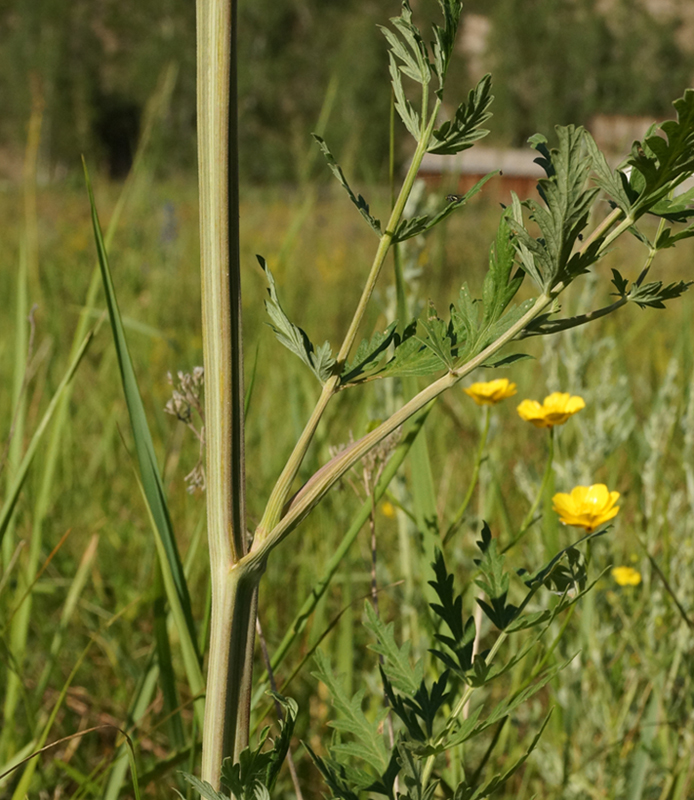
[0,0,691,180]
[237,0,391,183]
[484,0,693,145]
[0,0,196,177]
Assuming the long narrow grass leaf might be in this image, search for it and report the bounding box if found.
[131,446,206,726]
[35,535,99,699]
[102,663,160,800]
[11,641,93,799]
[0,329,94,547]
[153,562,186,749]
[83,163,199,660]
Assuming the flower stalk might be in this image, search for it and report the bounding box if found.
[502,427,555,553]
[443,405,490,546]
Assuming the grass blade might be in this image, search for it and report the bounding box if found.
[153,561,186,750]
[35,534,99,699]
[83,163,199,662]
[101,663,160,800]
[10,641,94,800]
[0,328,94,548]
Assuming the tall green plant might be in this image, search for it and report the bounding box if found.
[184,0,694,793]
[76,0,694,795]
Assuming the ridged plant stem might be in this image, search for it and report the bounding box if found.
[197,0,251,786]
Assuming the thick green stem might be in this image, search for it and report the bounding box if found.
[198,0,250,785]
[201,563,262,783]
[197,0,246,567]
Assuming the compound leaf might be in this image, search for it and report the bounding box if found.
[312,135,382,234]
[428,550,476,675]
[417,304,457,369]
[428,74,493,155]
[626,90,694,216]
[393,173,497,243]
[363,601,423,695]
[508,126,601,291]
[473,523,519,630]
[481,214,524,327]
[178,776,229,800]
[341,322,398,386]
[585,131,635,214]
[656,223,694,249]
[627,279,692,309]
[431,0,464,96]
[387,53,421,139]
[381,321,447,379]
[259,256,336,384]
[648,185,694,222]
[313,651,389,774]
[304,746,362,800]
[380,1,430,139]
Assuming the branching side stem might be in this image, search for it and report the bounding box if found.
[248,293,554,567]
[254,102,442,543]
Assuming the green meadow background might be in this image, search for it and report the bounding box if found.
[1,0,694,797]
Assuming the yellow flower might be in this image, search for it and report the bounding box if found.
[381,501,396,519]
[611,566,641,586]
[517,392,586,428]
[464,378,517,406]
[552,484,620,532]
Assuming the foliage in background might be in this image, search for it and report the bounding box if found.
[1,0,694,797]
[485,0,694,145]
[0,174,693,800]
[0,0,693,180]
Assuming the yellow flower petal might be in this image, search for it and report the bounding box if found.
[381,501,396,519]
[517,399,549,427]
[517,391,585,427]
[611,566,641,586]
[464,378,517,406]
[552,483,620,532]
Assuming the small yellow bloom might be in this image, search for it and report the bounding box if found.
[611,566,641,586]
[464,378,517,406]
[552,484,620,532]
[517,392,586,428]
[381,501,396,519]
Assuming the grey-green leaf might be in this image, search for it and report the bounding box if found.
[393,172,497,243]
[259,256,336,384]
[179,775,229,800]
[626,90,694,216]
[363,601,423,695]
[427,74,493,155]
[341,322,398,385]
[313,650,389,773]
[312,135,382,234]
